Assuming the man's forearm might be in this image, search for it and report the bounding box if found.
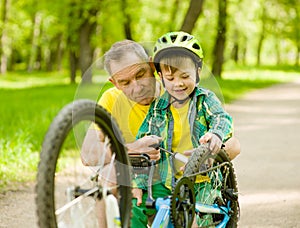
[81,129,111,166]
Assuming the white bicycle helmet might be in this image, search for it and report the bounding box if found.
[153,31,204,69]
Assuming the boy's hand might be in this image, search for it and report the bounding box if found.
[199,132,222,154]
[132,188,143,206]
[127,135,162,161]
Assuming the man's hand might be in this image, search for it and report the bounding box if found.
[132,188,143,206]
[199,132,222,154]
[127,135,162,161]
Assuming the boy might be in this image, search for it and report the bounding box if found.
[131,31,240,227]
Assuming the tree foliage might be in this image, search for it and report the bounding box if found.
[0,0,298,81]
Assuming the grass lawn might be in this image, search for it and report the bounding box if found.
[0,66,299,191]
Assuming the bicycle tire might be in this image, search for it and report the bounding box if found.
[36,99,132,228]
[183,144,239,227]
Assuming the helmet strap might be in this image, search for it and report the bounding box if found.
[169,87,196,106]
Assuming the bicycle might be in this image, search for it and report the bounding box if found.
[36,99,239,228]
[130,144,239,228]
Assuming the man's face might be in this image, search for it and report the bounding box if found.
[109,53,156,105]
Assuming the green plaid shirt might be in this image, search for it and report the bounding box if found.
[133,87,233,190]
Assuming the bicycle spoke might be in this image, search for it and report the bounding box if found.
[55,187,99,215]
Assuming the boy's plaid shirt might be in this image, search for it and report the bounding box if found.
[133,86,233,190]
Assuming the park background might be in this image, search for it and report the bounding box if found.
[0,0,299,195]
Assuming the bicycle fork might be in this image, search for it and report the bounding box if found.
[151,198,173,228]
[145,160,173,228]
[195,201,231,228]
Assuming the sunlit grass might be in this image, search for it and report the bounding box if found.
[0,135,38,189]
[223,67,300,81]
[219,66,300,102]
[0,79,113,191]
[0,70,70,88]
[0,70,110,89]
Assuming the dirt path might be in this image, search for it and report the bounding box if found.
[226,78,300,227]
[1,79,300,227]
[0,183,37,228]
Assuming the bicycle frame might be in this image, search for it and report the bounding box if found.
[151,197,232,228]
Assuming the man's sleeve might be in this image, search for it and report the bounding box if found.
[98,89,114,113]
[90,89,115,130]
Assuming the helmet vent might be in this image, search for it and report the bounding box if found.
[162,37,167,43]
[181,35,188,41]
[192,43,200,50]
[170,35,177,43]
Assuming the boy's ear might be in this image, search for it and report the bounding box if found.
[158,71,163,79]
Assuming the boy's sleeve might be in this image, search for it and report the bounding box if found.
[132,174,148,190]
[133,102,158,190]
[136,102,156,139]
[203,91,233,142]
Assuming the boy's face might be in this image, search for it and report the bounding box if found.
[159,58,198,103]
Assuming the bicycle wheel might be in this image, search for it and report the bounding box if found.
[183,144,239,227]
[36,99,132,228]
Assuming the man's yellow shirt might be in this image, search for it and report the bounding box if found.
[98,87,150,143]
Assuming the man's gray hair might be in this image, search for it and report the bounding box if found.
[104,40,149,75]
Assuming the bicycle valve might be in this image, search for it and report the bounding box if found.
[158,147,188,164]
[173,153,188,164]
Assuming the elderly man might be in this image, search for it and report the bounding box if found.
[81,40,162,165]
[81,40,163,227]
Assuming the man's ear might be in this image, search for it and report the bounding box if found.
[197,67,202,76]
[148,56,156,73]
[109,77,119,88]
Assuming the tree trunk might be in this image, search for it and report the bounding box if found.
[169,0,180,31]
[56,33,64,71]
[67,1,79,83]
[28,12,42,72]
[121,0,133,40]
[295,5,300,67]
[241,35,247,65]
[275,39,281,65]
[256,32,264,66]
[180,0,205,33]
[212,0,227,78]
[256,5,266,66]
[231,29,239,63]
[46,33,64,71]
[296,45,300,67]
[69,51,77,84]
[0,0,10,74]
[79,19,95,84]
